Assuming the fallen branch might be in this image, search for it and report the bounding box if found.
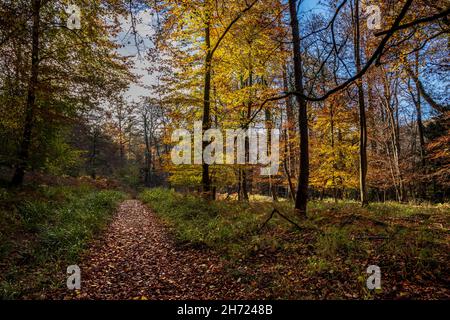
[259,208,302,232]
[354,235,389,240]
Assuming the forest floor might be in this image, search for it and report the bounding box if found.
[48,192,449,300]
[51,200,253,299]
[1,182,449,300]
[138,189,450,299]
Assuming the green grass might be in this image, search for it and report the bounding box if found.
[306,256,331,275]
[139,188,263,256]
[139,188,307,259]
[0,185,126,299]
[315,228,368,258]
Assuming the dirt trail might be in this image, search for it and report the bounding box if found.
[61,200,250,300]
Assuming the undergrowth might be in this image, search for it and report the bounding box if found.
[0,185,126,299]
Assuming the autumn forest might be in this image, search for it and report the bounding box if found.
[0,0,449,301]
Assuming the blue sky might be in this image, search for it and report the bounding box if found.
[300,0,320,11]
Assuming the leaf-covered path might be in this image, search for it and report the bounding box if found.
[62,200,249,300]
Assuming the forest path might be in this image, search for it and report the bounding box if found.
[64,200,247,299]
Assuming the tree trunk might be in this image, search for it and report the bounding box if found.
[283,127,296,202]
[241,58,254,202]
[11,0,41,186]
[411,52,426,198]
[143,113,152,186]
[353,0,368,206]
[289,0,309,217]
[283,68,296,201]
[265,108,278,202]
[242,166,249,201]
[90,128,98,180]
[237,168,242,201]
[202,16,212,197]
[283,68,296,177]
[406,66,449,114]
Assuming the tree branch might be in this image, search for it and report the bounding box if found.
[375,7,450,36]
[210,0,259,57]
[259,208,302,232]
[405,65,449,113]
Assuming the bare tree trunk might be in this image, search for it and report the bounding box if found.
[202,14,212,197]
[353,0,368,206]
[90,127,98,180]
[289,0,308,217]
[143,113,152,186]
[283,69,296,173]
[11,0,41,186]
[265,108,278,202]
[406,66,449,114]
[283,68,296,201]
[409,52,426,198]
[283,127,296,202]
[237,168,242,201]
[242,59,254,202]
[241,165,249,201]
[329,103,338,203]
